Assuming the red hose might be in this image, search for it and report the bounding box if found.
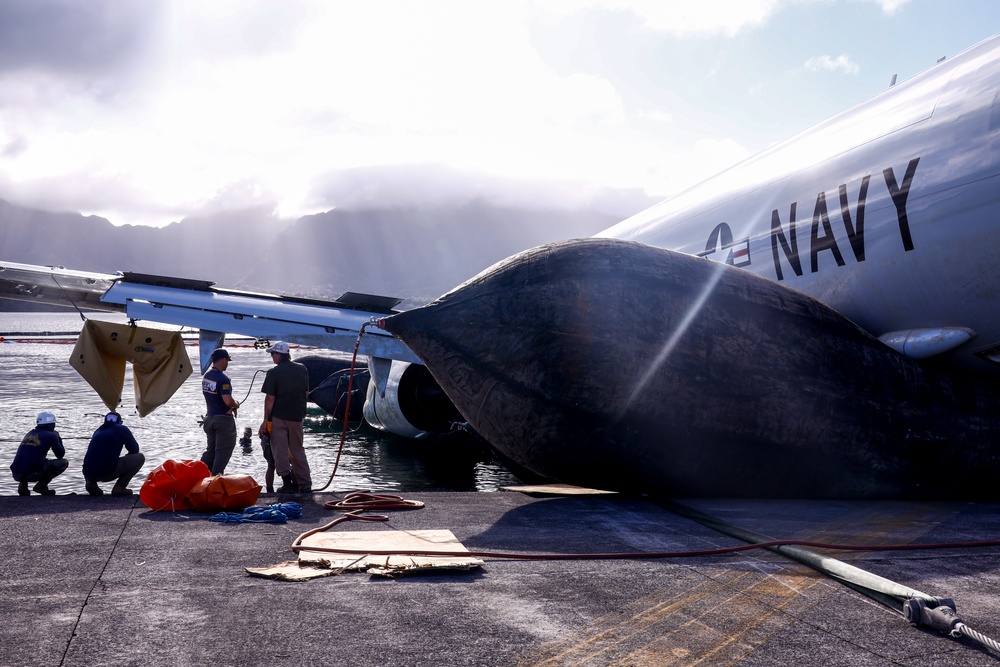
[291,490,1000,561]
[313,323,374,492]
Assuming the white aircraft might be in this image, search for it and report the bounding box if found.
[379,33,1000,498]
[3,34,1000,497]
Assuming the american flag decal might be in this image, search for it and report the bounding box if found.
[729,238,751,267]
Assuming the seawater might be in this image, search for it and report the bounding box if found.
[0,312,520,497]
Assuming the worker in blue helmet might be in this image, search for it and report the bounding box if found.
[83,412,145,496]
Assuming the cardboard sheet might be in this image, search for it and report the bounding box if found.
[501,483,617,495]
[246,529,483,580]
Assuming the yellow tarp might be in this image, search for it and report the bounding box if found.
[69,320,193,416]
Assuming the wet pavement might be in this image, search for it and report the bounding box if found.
[2,490,1000,666]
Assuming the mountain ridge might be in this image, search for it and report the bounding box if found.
[0,198,627,309]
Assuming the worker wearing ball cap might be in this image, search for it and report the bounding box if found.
[258,341,312,493]
[201,348,240,475]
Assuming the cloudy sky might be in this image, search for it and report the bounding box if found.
[0,0,998,227]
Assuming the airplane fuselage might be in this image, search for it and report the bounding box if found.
[598,34,1000,374]
[380,34,1000,498]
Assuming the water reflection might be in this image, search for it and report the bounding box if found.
[0,314,522,496]
[298,415,520,493]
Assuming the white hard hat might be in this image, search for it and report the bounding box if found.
[36,411,56,425]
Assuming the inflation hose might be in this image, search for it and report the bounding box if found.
[312,320,377,492]
[290,492,1000,657]
[291,492,1000,559]
[236,369,267,406]
[317,368,366,433]
[659,499,1000,657]
[291,514,1000,560]
[291,491,425,550]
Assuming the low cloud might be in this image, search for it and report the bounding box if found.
[309,164,657,220]
[873,0,912,15]
[541,0,782,38]
[1,135,27,158]
[0,0,162,77]
[803,54,861,75]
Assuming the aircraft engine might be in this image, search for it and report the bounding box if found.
[362,360,464,439]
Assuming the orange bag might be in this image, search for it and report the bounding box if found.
[186,474,262,512]
[140,459,211,511]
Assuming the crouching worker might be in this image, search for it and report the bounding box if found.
[10,411,68,496]
[83,412,145,496]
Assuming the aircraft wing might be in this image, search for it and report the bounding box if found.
[0,261,421,365]
[0,261,122,313]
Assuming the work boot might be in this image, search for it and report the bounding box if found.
[111,484,133,496]
[297,485,312,494]
[17,480,29,496]
[86,480,104,496]
[32,481,55,496]
[276,475,299,493]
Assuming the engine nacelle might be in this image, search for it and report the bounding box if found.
[363,360,463,439]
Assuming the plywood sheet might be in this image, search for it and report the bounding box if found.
[502,483,617,495]
[246,529,483,580]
